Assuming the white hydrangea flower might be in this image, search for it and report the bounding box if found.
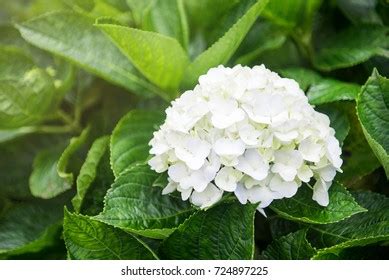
[149,65,343,213]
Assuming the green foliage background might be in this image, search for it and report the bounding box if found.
[0,0,388,260]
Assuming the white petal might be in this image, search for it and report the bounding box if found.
[297,165,314,182]
[175,136,211,170]
[162,180,178,195]
[213,138,245,156]
[312,179,330,206]
[246,186,275,208]
[190,183,223,209]
[269,175,299,198]
[214,167,243,192]
[236,149,269,180]
[148,155,168,173]
[234,183,249,204]
[167,162,188,183]
[298,137,323,162]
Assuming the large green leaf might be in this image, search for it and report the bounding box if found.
[110,110,164,177]
[308,79,360,105]
[182,0,269,88]
[0,199,63,256]
[270,183,366,224]
[160,201,256,260]
[357,70,389,177]
[280,67,321,91]
[337,0,382,25]
[313,25,389,71]
[16,11,160,97]
[142,0,189,49]
[95,164,195,239]
[72,136,110,212]
[63,209,156,260]
[0,46,57,129]
[261,229,316,260]
[57,127,90,187]
[29,144,72,199]
[96,22,189,94]
[310,192,389,259]
[339,105,380,186]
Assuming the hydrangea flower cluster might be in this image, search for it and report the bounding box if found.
[148,65,342,213]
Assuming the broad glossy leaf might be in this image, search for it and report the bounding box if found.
[182,0,269,88]
[72,136,110,212]
[0,46,57,129]
[29,144,72,199]
[0,199,63,256]
[313,25,389,71]
[357,70,389,177]
[97,22,189,94]
[261,229,316,260]
[95,164,194,239]
[142,0,189,49]
[63,209,156,260]
[57,127,90,187]
[160,201,256,260]
[16,11,159,97]
[110,110,164,177]
[311,192,389,259]
[270,183,366,224]
[308,79,360,105]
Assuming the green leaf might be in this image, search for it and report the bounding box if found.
[313,25,389,71]
[72,136,110,212]
[96,22,189,94]
[79,151,114,216]
[357,70,389,178]
[307,79,360,105]
[95,164,195,239]
[311,191,389,259]
[182,0,269,88]
[270,183,366,224]
[63,208,156,260]
[0,199,63,256]
[29,144,72,199]
[339,105,380,185]
[142,0,189,50]
[110,110,164,177]
[57,127,90,187]
[261,229,316,260]
[160,201,256,260]
[0,46,57,129]
[125,0,154,25]
[16,11,160,97]
[262,0,322,30]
